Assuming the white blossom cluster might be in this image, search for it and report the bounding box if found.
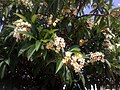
[13,19,31,41]
[87,19,94,29]
[62,51,85,73]
[46,36,65,53]
[48,14,60,27]
[19,0,33,8]
[90,52,105,63]
[103,28,115,40]
[102,28,115,50]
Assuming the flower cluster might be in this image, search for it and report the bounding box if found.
[87,19,94,29]
[79,39,88,46]
[102,28,115,39]
[46,36,65,53]
[103,40,114,50]
[90,52,105,63]
[13,19,31,42]
[62,52,85,73]
[48,14,60,27]
[102,28,115,50]
[19,0,33,8]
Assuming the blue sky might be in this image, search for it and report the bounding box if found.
[113,0,120,8]
[84,0,120,14]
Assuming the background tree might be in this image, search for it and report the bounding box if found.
[0,0,120,90]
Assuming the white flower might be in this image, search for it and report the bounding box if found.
[53,22,56,27]
[20,22,25,26]
[19,0,33,8]
[72,56,78,61]
[48,20,52,25]
[56,46,61,51]
[46,41,54,49]
[50,14,53,19]
[116,43,120,48]
[65,51,72,57]
[71,60,81,73]
[15,19,23,23]
[48,14,53,25]
[90,52,105,62]
[46,36,65,53]
[22,27,27,31]
[60,42,65,48]
[60,38,64,42]
[62,52,85,73]
[75,53,82,58]
[78,58,85,64]
[105,34,112,39]
[62,59,68,64]
[54,40,59,46]
[74,67,81,73]
[54,18,60,23]
[13,19,31,41]
[55,37,61,42]
[25,22,31,27]
[108,44,114,50]
[16,23,21,27]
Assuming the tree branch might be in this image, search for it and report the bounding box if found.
[77,13,108,18]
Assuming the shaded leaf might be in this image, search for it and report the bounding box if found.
[0,63,6,79]
[15,13,27,21]
[18,43,32,56]
[105,59,111,68]
[4,58,10,65]
[31,14,37,23]
[27,44,36,60]
[69,45,81,52]
[42,50,47,60]
[35,40,41,51]
[56,60,64,73]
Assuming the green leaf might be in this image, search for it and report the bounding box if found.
[58,0,64,10]
[5,25,15,28]
[15,13,27,21]
[69,45,81,52]
[84,29,91,38]
[0,63,6,79]
[82,54,89,58]
[43,29,58,34]
[31,14,37,23]
[79,73,85,87]
[0,61,4,68]
[8,41,16,57]
[42,50,47,60]
[4,58,10,65]
[56,60,64,74]
[5,7,9,17]
[4,31,14,42]
[111,63,120,69]
[35,40,41,51]
[105,59,111,68]
[1,64,6,79]
[27,44,36,60]
[66,66,72,85]
[18,43,32,56]
[41,39,51,43]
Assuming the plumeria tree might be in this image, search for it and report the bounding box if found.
[0,0,120,90]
